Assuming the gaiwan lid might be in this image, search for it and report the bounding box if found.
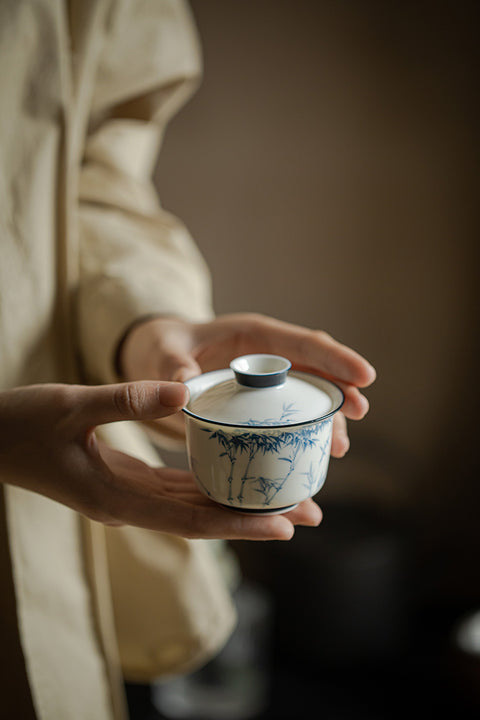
[183,354,344,428]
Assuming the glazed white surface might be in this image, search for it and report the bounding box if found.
[186,370,341,427]
[185,415,333,511]
[183,357,344,513]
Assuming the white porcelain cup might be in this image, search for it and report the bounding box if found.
[183,355,344,515]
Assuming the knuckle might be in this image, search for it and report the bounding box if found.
[233,313,266,353]
[244,312,266,331]
[297,328,319,360]
[313,329,333,345]
[310,329,336,363]
[52,385,84,437]
[114,382,145,418]
[54,385,78,416]
[161,350,187,374]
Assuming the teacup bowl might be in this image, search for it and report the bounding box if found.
[183,355,344,514]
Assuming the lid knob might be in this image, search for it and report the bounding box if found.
[230,354,292,388]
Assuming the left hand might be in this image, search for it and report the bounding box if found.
[118,313,376,458]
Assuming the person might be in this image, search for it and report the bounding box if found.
[0,1,375,719]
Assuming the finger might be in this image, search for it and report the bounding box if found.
[283,498,323,526]
[332,381,370,420]
[157,501,298,541]
[95,451,298,540]
[331,412,350,457]
[123,482,297,540]
[167,354,202,383]
[76,381,189,427]
[146,320,202,382]
[246,315,376,387]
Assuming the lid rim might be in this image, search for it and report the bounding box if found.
[183,368,345,428]
[182,401,344,429]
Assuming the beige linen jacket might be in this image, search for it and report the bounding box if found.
[0,2,236,719]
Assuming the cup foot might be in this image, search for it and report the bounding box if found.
[217,502,299,516]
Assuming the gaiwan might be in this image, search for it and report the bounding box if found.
[183,354,344,515]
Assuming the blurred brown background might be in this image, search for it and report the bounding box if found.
[147,2,480,718]
[155,0,479,602]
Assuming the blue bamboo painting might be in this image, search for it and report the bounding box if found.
[197,415,332,507]
[190,457,213,499]
[244,402,299,427]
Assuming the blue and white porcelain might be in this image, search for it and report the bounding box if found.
[183,354,344,514]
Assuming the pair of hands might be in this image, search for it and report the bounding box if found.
[0,314,375,540]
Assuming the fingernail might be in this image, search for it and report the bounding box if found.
[160,382,189,407]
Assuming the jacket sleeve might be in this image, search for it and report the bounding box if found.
[77,0,214,384]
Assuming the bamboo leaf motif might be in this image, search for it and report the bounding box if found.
[191,457,213,498]
[263,423,326,504]
[205,428,250,502]
[253,476,283,503]
[203,414,331,506]
[301,423,332,495]
[244,402,300,427]
[237,438,257,503]
[302,461,325,495]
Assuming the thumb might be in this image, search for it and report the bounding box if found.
[78,381,189,427]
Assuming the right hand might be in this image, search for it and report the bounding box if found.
[119,313,376,458]
[0,382,321,540]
